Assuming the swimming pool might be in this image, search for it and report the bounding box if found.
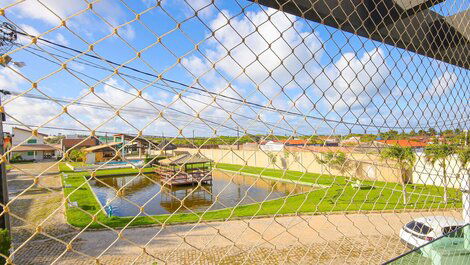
[98,159,143,165]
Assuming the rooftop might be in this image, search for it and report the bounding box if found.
[12,127,48,137]
[62,138,98,149]
[159,153,213,166]
[376,139,428,148]
[11,144,58,152]
[83,142,121,152]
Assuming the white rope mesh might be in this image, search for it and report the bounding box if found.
[0,0,468,264]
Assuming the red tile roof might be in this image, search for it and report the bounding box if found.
[62,138,98,149]
[376,140,427,148]
[282,139,310,145]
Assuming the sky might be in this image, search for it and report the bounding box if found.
[0,0,468,139]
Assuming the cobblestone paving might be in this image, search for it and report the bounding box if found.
[13,235,406,264]
[7,162,77,255]
[6,162,457,264]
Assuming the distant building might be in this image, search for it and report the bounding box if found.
[375,139,428,150]
[282,139,311,146]
[259,141,284,152]
[112,134,157,157]
[83,142,122,164]
[340,136,361,146]
[61,137,99,153]
[10,127,59,161]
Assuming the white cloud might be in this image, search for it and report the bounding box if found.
[184,9,322,90]
[10,0,135,41]
[424,71,457,97]
[119,25,136,40]
[17,24,40,44]
[11,0,87,26]
[54,33,69,45]
[319,48,390,113]
[0,67,25,91]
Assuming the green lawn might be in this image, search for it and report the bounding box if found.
[60,163,462,229]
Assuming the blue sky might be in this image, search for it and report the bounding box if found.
[0,0,468,138]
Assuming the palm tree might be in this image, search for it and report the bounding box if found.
[457,147,469,176]
[316,151,355,181]
[380,145,416,204]
[424,144,456,203]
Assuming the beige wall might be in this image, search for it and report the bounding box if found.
[178,148,404,183]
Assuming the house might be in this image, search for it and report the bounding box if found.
[354,141,387,153]
[61,137,99,153]
[318,136,340,146]
[112,134,158,157]
[10,127,59,161]
[340,136,361,146]
[259,141,284,152]
[82,142,122,164]
[282,139,311,146]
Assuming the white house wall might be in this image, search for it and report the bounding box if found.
[12,151,44,161]
[412,151,464,189]
[12,128,45,146]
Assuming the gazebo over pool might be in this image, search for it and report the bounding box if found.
[156,153,213,186]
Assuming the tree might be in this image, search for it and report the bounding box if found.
[424,144,456,203]
[267,152,277,166]
[316,152,355,181]
[428,128,437,136]
[69,149,86,162]
[457,147,469,176]
[380,145,416,204]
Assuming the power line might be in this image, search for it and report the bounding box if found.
[19,43,468,132]
[14,30,465,130]
[18,45,298,135]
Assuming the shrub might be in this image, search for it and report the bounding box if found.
[69,149,86,162]
[9,154,23,163]
[0,229,10,264]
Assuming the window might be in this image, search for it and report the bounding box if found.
[442,226,464,238]
[27,139,37,144]
[27,151,34,156]
[405,221,432,235]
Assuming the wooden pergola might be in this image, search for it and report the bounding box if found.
[156,153,213,186]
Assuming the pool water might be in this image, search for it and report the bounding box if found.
[88,170,312,217]
[98,159,143,165]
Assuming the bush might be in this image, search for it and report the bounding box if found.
[69,149,86,162]
[9,154,23,163]
[0,229,10,264]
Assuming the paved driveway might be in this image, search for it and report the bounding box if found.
[7,161,76,248]
[12,210,461,264]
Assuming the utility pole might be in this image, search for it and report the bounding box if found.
[0,89,10,234]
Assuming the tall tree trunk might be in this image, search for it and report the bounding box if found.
[443,159,448,203]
